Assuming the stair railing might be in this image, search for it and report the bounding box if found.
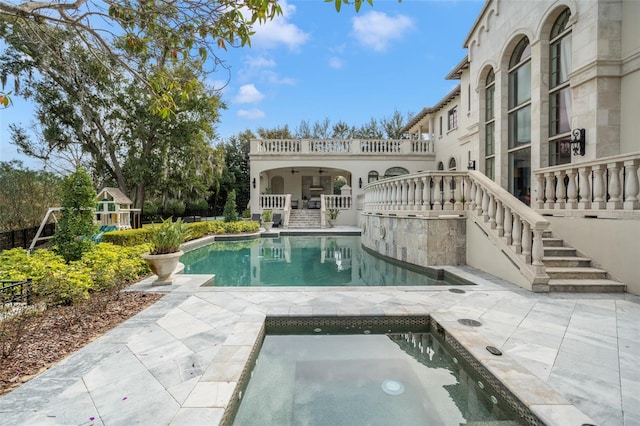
[363,170,550,290]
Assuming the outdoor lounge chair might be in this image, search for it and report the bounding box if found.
[273,213,282,228]
[251,213,261,223]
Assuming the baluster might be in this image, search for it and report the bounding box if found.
[443,176,453,210]
[624,160,640,210]
[474,181,483,214]
[544,172,555,209]
[464,176,473,210]
[554,171,566,209]
[607,162,623,210]
[521,222,532,264]
[531,227,546,278]
[469,179,478,210]
[592,165,606,209]
[503,206,512,245]
[433,176,442,210]
[454,176,464,210]
[395,181,402,210]
[566,169,578,209]
[511,215,522,254]
[414,177,422,210]
[578,167,592,209]
[481,189,489,221]
[488,194,496,229]
[535,173,545,209]
[407,178,414,210]
[422,177,430,211]
[495,200,504,236]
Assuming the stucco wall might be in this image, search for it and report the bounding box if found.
[360,214,466,267]
[465,217,532,291]
[544,216,640,295]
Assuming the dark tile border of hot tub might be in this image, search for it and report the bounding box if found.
[222,315,542,426]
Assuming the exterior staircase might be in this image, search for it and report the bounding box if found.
[541,230,625,292]
[287,209,322,228]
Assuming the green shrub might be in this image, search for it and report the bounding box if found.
[185,222,213,241]
[102,228,151,246]
[187,198,209,212]
[143,199,159,220]
[163,199,185,217]
[0,244,151,307]
[53,168,98,263]
[223,190,238,222]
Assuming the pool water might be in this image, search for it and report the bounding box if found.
[181,235,462,287]
[233,331,524,425]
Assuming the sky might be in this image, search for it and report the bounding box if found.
[0,0,485,169]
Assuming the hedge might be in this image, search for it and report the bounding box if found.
[102,220,260,247]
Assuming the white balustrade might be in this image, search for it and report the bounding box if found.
[362,169,550,287]
[534,152,640,214]
[259,194,287,210]
[252,138,434,156]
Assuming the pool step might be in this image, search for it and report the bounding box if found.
[541,231,625,293]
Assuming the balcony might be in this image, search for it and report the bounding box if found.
[250,138,434,156]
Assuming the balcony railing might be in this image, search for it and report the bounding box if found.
[363,170,550,289]
[252,139,434,155]
[534,152,640,215]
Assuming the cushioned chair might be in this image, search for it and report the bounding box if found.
[251,213,261,224]
[273,213,282,228]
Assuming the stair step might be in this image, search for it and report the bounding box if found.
[542,230,553,238]
[548,279,626,293]
[544,247,577,256]
[542,237,564,247]
[545,267,608,280]
[542,256,592,267]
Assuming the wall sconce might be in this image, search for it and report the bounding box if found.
[252,178,256,188]
[467,160,476,170]
[359,177,363,188]
[570,128,586,156]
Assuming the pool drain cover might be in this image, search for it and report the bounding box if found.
[381,380,405,396]
[458,319,482,327]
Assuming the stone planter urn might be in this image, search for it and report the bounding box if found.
[142,251,184,285]
[262,221,274,231]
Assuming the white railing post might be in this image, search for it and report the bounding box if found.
[443,176,453,210]
[521,221,532,264]
[554,171,566,209]
[578,166,592,210]
[481,189,489,221]
[495,199,504,237]
[535,173,545,209]
[544,172,555,209]
[422,176,431,211]
[566,169,578,209]
[607,162,623,210]
[592,164,606,209]
[433,176,442,211]
[503,206,513,245]
[488,194,496,229]
[624,159,640,210]
[512,215,522,254]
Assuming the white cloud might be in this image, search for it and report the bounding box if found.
[329,57,345,69]
[234,84,265,104]
[351,11,415,52]
[250,0,309,51]
[246,56,276,70]
[237,109,266,120]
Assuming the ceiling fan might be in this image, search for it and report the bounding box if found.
[318,168,325,174]
[291,168,300,174]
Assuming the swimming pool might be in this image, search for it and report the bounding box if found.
[181,235,467,287]
[232,319,527,425]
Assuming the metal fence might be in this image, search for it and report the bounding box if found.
[0,223,55,251]
[0,279,32,305]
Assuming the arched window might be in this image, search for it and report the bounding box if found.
[437,162,444,171]
[549,8,572,166]
[448,157,457,171]
[384,167,409,178]
[508,37,532,204]
[485,68,495,180]
[368,170,379,183]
